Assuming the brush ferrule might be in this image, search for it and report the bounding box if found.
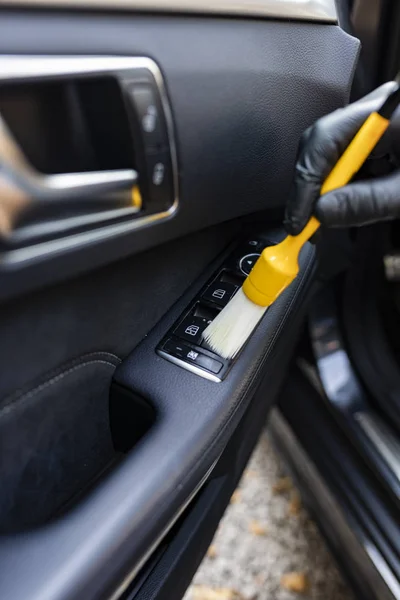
[243,256,294,307]
[242,233,308,306]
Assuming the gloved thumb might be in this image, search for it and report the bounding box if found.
[315,170,400,227]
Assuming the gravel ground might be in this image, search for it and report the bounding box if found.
[184,430,354,600]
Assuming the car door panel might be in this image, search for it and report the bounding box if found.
[0,13,358,297]
[0,4,359,600]
[1,237,316,600]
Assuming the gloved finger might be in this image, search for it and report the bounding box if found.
[284,82,398,236]
[371,103,400,160]
[315,169,400,227]
[387,114,400,163]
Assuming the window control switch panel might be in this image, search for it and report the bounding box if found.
[173,313,212,344]
[156,234,279,381]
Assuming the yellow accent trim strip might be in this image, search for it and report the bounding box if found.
[132,185,143,209]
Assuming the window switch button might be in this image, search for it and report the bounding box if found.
[162,339,223,374]
[174,315,211,344]
[195,354,223,374]
[202,281,238,307]
[163,339,188,359]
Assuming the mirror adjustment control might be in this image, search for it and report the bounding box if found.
[239,253,260,275]
[202,281,238,307]
[163,339,223,374]
[174,314,212,344]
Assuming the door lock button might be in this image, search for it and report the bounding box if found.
[145,150,173,208]
[129,84,167,150]
[202,281,238,307]
[174,314,212,344]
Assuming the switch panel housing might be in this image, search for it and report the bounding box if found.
[157,234,280,381]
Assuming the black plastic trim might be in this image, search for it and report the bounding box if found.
[275,366,400,600]
[309,284,400,507]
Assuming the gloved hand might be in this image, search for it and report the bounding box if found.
[284,82,400,235]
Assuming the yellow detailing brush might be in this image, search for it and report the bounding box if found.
[203,86,400,360]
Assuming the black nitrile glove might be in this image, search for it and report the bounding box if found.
[284,82,400,235]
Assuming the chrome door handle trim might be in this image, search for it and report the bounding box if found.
[0,0,337,23]
[0,56,179,266]
[40,170,138,196]
[0,115,138,201]
[0,114,138,238]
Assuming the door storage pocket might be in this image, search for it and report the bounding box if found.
[0,352,126,532]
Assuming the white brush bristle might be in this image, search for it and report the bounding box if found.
[202,287,267,359]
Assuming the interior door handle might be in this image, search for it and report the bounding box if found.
[0,115,138,237]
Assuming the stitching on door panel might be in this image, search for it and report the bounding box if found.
[1,351,121,404]
[0,359,117,419]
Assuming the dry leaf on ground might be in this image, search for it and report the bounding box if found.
[230,489,242,504]
[254,573,266,586]
[280,572,309,594]
[190,585,244,600]
[206,545,218,559]
[272,476,293,495]
[244,469,257,480]
[248,520,268,536]
[288,491,302,516]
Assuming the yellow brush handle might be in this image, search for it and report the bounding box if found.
[295,111,390,246]
[321,112,390,195]
[244,111,391,307]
